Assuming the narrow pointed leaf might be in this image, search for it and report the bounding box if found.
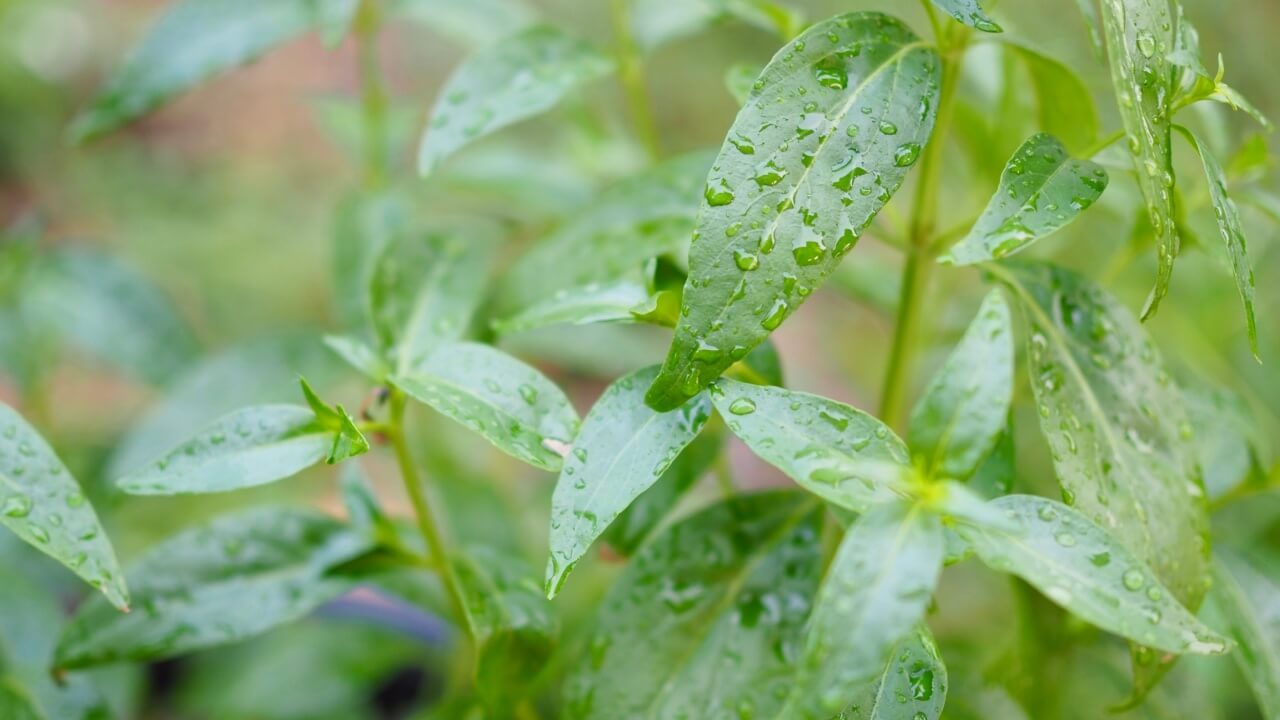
[418,26,612,174]
[929,0,1002,32]
[995,261,1209,608]
[0,403,128,610]
[908,289,1013,480]
[1210,549,1280,719]
[493,281,651,337]
[958,495,1230,656]
[710,378,910,511]
[1174,125,1259,359]
[1005,44,1100,153]
[116,405,334,495]
[392,342,579,472]
[645,13,941,410]
[782,502,944,719]
[837,626,948,719]
[393,0,537,47]
[55,507,367,669]
[565,491,822,719]
[546,366,712,596]
[943,134,1108,265]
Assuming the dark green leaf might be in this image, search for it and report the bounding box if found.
[835,626,948,719]
[492,281,652,337]
[1005,44,1100,154]
[645,13,941,410]
[417,26,613,174]
[732,337,785,387]
[393,0,537,47]
[968,416,1015,499]
[631,0,804,51]
[0,680,41,720]
[546,366,712,596]
[1210,549,1280,719]
[930,0,1002,32]
[942,134,1108,265]
[0,403,127,610]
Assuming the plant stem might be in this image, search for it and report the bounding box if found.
[608,0,661,159]
[1082,128,1125,159]
[355,0,389,189]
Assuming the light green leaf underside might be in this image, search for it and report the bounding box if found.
[392,342,580,472]
[546,366,712,597]
[711,378,910,512]
[564,491,822,720]
[493,281,652,337]
[959,495,1229,656]
[929,0,1002,32]
[631,0,804,52]
[0,402,128,610]
[116,405,333,495]
[943,133,1107,265]
[418,25,613,174]
[392,0,537,47]
[1210,549,1280,720]
[323,334,390,382]
[646,12,941,410]
[836,626,947,719]
[908,289,1013,481]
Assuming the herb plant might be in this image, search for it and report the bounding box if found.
[0,0,1277,717]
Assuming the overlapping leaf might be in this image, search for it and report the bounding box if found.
[493,281,652,337]
[836,626,948,719]
[1005,44,1099,153]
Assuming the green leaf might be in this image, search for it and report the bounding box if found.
[369,221,499,374]
[322,334,390,382]
[546,366,712,597]
[417,26,613,175]
[1099,0,1179,320]
[942,134,1108,265]
[0,680,41,720]
[71,0,355,140]
[908,289,1013,480]
[115,405,335,495]
[929,0,1002,32]
[645,13,941,410]
[332,191,408,334]
[968,416,1015,499]
[1174,125,1259,359]
[630,0,805,51]
[725,63,763,106]
[1004,43,1100,155]
[1073,0,1104,57]
[994,261,1209,609]
[564,491,822,719]
[957,494,1230,656]
[493,281,652,337]
[1169,11,1271,130]
[0,403,128,610]
[297,377,370,464]
[782,502,944,719]
[835,626,948,719]
[710,378,910,511]
[393,0,537,47]
[1210,549,1280,719]
[392,342,579,472]
[1181,380,1261,501]
[54,507,367,669]
[732,336,785,387]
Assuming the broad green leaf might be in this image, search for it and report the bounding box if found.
[55,507,367,669]
[710,378,910,511]
[498,151,714,312]
[1004,44,1100,155]
[630,0,805,52]
[323,334,390,382]
[645,13,941,410]
[392,342,579,472]
[995,261,1209,609]
[969,416,1015,500]
[71,0,355,140]
[493,281,652,337]
[1174,125,1259,359]
[1181,381,1262,501]
[725,63,763,106]
[0,403,127,610]
[417,26,613,175]
[393,0,537,47]
[942,134,1108,265]
[836,626,948,720]
[116,405,335,495]
[1099,0,1179,320]
[369,222,499,374]
[908,290,1013,480]
[782,502,944,719]
[333,191,408,334]
[957,495,1230,657]
[929,0,1002,32]
[564,491,822,719]
[1210,549,1280,719]
[546,366,712,596]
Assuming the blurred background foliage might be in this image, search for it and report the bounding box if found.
[0,0,1277,717]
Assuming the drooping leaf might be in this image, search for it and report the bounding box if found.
[546,366,712,596]
[1174,125,1259,359]
[1210,549,1280,719]
[995,261,1209,609]
[781,502,944,719]
[929,0,1002,32]
[836,626,948,719]
[417,26,613,175]
[1099,0,1179,319]
[630,0,804,52]
[116,405,335,495]
[55,507,367,669]
[1004,44,1100,153]
[942,134,1108,265]
[908,289,1013,480]
[393,0,537,47]
[392,342,579,472]
[645,13,941,410]
[724,63,763,106]
[0,403,127,610]
[957,494,1230,657]
[71,0,357,140]
[710,378,910,511]
[492,281,652,337]
[564,491,822,719]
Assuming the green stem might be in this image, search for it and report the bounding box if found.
[1082,128,1125,159]
[609,0,661,159]
[355,0,389,189]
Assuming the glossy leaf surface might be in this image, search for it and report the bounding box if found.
[493,282,651,337]
[930,0,1002,32]
[836,626,948,719]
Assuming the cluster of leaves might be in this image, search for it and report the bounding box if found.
[0,0,1278,718]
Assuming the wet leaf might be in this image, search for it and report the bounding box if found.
[968,416,1015,499]
[0,403,128,610]
[835,626,948,719]
[1210,549,1280,719]
[645,13,940,410]
[418,26,613,174]
[942,134,1108,265]
[546,366,712,597]
[492,281,652,337]
[930,0,1002,32]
